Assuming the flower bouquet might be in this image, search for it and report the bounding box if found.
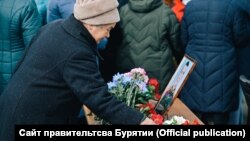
[94,68,164,125]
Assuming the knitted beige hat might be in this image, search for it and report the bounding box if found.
[74,0,120,25]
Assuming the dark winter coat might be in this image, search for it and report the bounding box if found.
[0,15,144,141]
[180,0,249,113]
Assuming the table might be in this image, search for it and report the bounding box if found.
[167,98,203,124]
[83,98,203,125]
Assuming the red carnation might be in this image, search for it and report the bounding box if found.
[151,114,164,125]
[148,78,160,93]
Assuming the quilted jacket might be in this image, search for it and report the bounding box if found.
[180,0,249,113]
[0,0,42,94]
[117,0,182,93]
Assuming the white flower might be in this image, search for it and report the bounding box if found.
[163,116,188,125]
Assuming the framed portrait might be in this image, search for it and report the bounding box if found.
[154,55,196,115]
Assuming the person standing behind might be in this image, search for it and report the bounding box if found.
[116,0,183,93]
[0,0,42,94]
[179,0,249,125]
[47,0,75,23]
[0,0,155,140]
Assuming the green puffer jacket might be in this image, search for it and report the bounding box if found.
[0,0,42,94]
[117,0,182,93]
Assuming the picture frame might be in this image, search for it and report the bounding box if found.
[154,55,196,115]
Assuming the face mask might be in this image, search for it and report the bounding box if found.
[97,38,108,50]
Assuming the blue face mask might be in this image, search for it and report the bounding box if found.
[97,38,108,50]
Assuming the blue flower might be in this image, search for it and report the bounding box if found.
[107,81,117,89]
[122,75,132,84]
[112,73,123,82]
